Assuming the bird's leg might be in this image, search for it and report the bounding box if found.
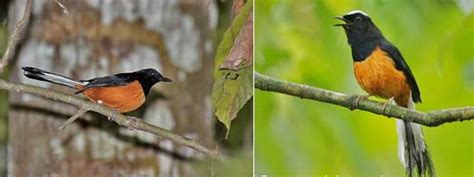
[382,97,396,116]
[108,109,119,121]
[97,100,119,121]
[125,116,141,130]
[349,94,370,110]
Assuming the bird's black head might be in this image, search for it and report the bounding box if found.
[335,10,383,46]
[137,68,172,83]
[135,68,171,95]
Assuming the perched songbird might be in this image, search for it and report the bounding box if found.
[22,67,171,113]
[335,10,434,177]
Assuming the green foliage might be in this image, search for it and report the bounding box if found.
[213,68,253,135]
[0,20,7,176]
[0,25,6,56]
[212,1,253,136]
[255,1,474,177]
[0,24,7,137]
[195,151,253,177]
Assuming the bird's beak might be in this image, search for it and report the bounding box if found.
[333,16,347,27]
[161,77,172,82]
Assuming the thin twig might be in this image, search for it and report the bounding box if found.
[0,79,223,159]
[59,108,88,131]
[0,0,32,74]
[255,72,474,126]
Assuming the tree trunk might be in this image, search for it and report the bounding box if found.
[7,0,217,176]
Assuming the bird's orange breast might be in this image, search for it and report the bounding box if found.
[353,47,410,106]
[80,81,145,113]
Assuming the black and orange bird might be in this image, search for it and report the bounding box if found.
[22,67,171,113]
[335,10,434,177]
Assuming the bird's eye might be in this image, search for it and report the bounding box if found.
[355,16,362,21]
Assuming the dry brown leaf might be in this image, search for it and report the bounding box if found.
[220,10,253,71]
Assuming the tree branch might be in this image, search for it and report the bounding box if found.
[0,79,222,159]
[58,108,89,131]
[255,72,474,126]
[0,0,222,160]
[0,0,32,74]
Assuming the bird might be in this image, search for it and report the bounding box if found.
[21,66,172,113]
[335,10,434,177]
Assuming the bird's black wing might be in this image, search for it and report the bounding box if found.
[380,40,421,103]
[75,72,136,94]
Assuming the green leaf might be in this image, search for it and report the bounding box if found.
[212,1,253,137]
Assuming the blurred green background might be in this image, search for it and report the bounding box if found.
[255,0,474,177]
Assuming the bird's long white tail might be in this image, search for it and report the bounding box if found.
[396,95,435,177]
[22,66,83,88]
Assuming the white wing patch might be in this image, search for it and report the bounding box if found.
[346,10,369,17]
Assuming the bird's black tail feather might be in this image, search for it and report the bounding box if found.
[402,121,435,177]
[397,97,435,177]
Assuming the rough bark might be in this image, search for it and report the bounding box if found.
[7,0,217,176]
[255,72,474,126]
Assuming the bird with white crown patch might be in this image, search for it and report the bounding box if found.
[335,10,435,177]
